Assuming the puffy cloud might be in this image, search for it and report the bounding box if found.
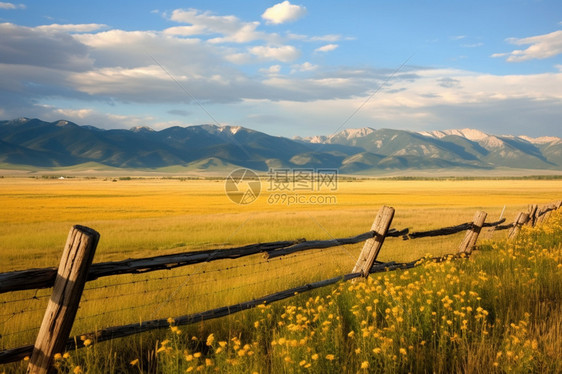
[315,44,338,53]
[492,30,562,62]
[262,1,307,25]
[167,8,272,43]
[68,65,259,104]
[74,29,221,70]
[0,2,25,9]
[260,65,282,74]
[249,45,300,62]
[0,23,93,71]
[291,62,318,72]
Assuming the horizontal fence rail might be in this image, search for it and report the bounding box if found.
[0,252,468,364]
[0,233,401,294]
[1,200,560,370]
[402,218,506,240]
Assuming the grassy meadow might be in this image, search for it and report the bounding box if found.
[0,177,561,373]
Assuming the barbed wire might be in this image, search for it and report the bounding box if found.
[74,263,318,325]
[80,249,333,304]
[0,246,345,346]
[0,292,50,306]
[82,247,335,295]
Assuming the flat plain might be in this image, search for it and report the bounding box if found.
[0,177,561,372]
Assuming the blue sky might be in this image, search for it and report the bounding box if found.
[1,1,561,137]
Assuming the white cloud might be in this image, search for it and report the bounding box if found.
[35,23,108,33]
[224,52,252,64]
[249,45,300,62]
[492,30,562,62]
[163,25,205,36]
[167,8,271,44]
[0,2,25,9]
[262,1,306,25]
[315,44,338,53]
[260,65,282,74]
[291,62,318,73]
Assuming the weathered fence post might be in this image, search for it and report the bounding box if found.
[458,211,487,255]
[536,202,555,225]
[527,204,539,227]
[27,226,100,374]
[352,206,394,277]
[507,212,529,240]
[542,200,562,224]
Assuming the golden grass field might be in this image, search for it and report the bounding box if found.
[0,177,561,373]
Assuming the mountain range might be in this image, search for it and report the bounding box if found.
[0,117,561,174]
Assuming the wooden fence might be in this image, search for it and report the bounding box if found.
[0,201,560,373]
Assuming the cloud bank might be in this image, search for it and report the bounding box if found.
[0,5,561,137]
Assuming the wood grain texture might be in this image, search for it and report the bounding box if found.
[457,211,487,255]
[508,212,529,240]
[27,226,99,374]
[352,206,395,277]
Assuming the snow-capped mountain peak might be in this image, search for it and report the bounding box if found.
[519,135,561,145]
[419,128,489,141]
[336,127,375,140]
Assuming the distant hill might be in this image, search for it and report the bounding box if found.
[0,118,561,174]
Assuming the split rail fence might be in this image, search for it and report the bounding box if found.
[0,200,560,373]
